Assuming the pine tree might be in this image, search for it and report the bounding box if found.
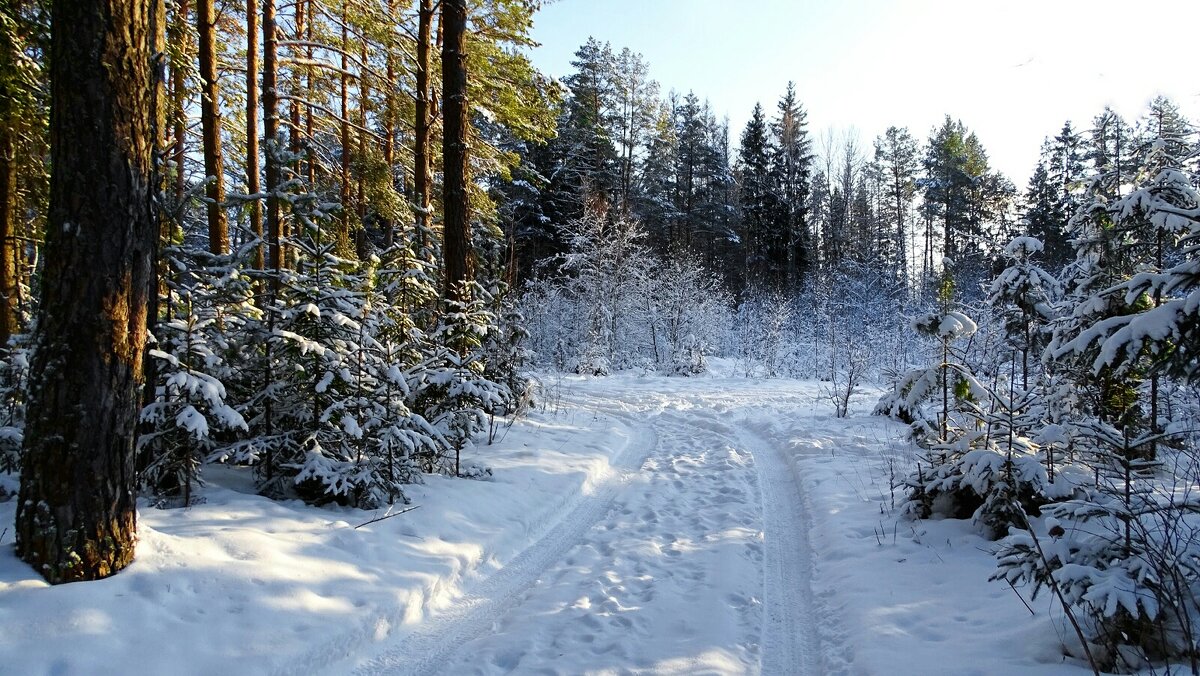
[17,0,159,583]
[874,126,920,290]
[921,116,995,287]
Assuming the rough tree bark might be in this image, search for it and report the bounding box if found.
[339,2,351,250]
[380,0,397,247]
[196,0,227,254]
[441,0,472,302]
[261,0,281,483]
[263,0,282,273]
[246,0,263,270]
[171,0,189,204]
[16,0,158,584]
[414,0,434,249]
[0,121,16,346]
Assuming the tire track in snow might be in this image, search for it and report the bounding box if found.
[347,408,659,676]
[427,405,766,674]
[734,415,822,675]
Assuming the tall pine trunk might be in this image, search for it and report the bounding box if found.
[16,0,158,584]
[414,0,433,253]
[171,0,189,204]
[441,0,472,302]
[339,3,351,251]
[381,0,397,247]
[261,0,281,482]
[246,0,262,270]
[263,0,281,273]
[0,122,16,346]
[196,0,227,254]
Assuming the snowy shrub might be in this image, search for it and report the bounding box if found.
[988,236,1059,389]
[650,251,731,375]
[521,207,731,375]
[553,206,656,371]
[212,197,443,507]
[878,266,1050,534]
[993,424,1200,671]
[733,291,792,378]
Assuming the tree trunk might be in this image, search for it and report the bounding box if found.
[441,0,471,302]
[0,122,17,346]
[414,0,433,251]
[246,0,262,270]
[261,0,281,482]
[196,0,227,254]
[355,38,369,259]
[339,4,351,251]
[381,0,397,247]
[171,0,189,204]
[288,0,303,170]
[16,0,158,584]
[142,0,167,417]
[263,0,282,273]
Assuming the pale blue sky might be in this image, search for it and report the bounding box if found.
[528,0,1200,183]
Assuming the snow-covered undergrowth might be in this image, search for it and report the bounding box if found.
[0,385,642,676]
[1,366,1101,675]
[787,398,1100,675]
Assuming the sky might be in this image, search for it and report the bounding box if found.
[527,0,1200,185]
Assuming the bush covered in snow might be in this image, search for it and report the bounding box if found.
[521,207,732,375]
[875,144,1200,671]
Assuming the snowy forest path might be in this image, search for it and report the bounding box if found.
[351,381,828,675]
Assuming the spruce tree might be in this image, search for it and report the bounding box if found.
[768,82,814,289]
[737,103,774,289]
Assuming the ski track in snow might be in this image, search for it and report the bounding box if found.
[344,398,660,676]
[350,383,836,675]
[736,419,822,675]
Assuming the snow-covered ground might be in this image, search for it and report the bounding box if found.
[0,366,1096,675]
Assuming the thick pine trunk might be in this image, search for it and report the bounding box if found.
[288,0,303,170]
[381,0,396,246]
[16,0,158,584]
[441,0,472,302]
[414,0,433,251]
[339,6,351,250]
[0,123,17,346]
[261,0,281,482]
[246,0,262,270]
[263,0,282,273]
[196,0,227,254]
[171,0,189,203]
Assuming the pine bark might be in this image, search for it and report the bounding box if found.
[196,0,227,254]
[263,0,282,273]
[171,0,189,203]
[339,6,351,249]
[261,0,281,481]
[441,0,472,302]
[414,0,434,247]
[0,122,16,346]
[16,0,158,584]
[382,0,397,247]
[288,0,302,167]
[246,0,262,270]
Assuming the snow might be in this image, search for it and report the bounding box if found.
[0,366,1099,675]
